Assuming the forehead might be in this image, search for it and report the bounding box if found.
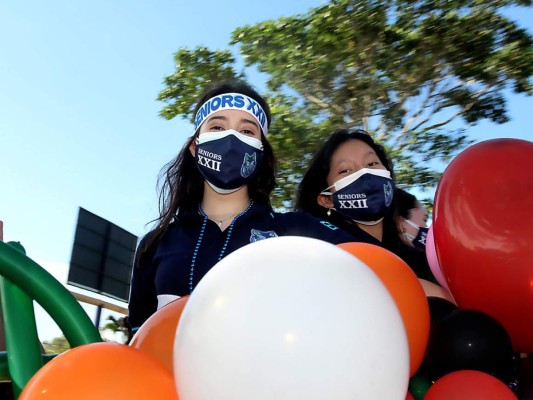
[412,203,428,215]
[207,109,255,122]
[203,109,258,124]
[331,139,377,163]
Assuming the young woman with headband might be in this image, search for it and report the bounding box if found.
[127,81,371,333]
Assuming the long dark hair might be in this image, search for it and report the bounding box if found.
[295,128,400,245]
[141,80,276,260]
[395,188,418,219]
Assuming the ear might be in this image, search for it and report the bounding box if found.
[317,194,333,209]
[188,138,196,157]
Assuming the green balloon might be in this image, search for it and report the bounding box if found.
[409,375,432,400]
[0,241,102,395]
[6,241,26,254]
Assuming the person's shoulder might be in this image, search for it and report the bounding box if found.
[329,218,382,245]
[272,210,327,225]
[273,209,319,220]
[241,202,276,224]
[249,201,275,214]
[388,240,419,257]
[136,219,183,258]
[136,229,155,250]
[273,210,349,236]
[387,240,435,280]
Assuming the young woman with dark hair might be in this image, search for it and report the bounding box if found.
[296,128,434,282]
[127,81,365,332]
[395,188,429,250]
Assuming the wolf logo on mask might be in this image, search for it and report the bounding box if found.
[241,152,257,178]
[384,181,394,207]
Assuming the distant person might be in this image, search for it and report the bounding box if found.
[395,188,429,250]
[127,80,368,335]
[296,128,435,282]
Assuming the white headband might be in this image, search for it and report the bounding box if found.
[193,92,269,135]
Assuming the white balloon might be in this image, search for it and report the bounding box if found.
[174,237,409,400]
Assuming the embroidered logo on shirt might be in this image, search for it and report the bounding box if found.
[319,220,339,230]
[250,229,278,242]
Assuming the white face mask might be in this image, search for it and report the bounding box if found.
[402,219,420,241]
[196,129,263,150]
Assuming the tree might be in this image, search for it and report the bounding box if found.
[158,0,533,207]
[42,316,129,354]
[42,336,70,354]
[100,315,129,344]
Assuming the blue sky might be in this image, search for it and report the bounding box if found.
[1,1,532,340]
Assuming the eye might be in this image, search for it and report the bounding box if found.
[240,129,256,135]
[339,168,352,174]
[208,124,224,131]
[367,161,381,167]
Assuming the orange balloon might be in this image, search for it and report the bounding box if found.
[19,342,178,400]
[419,279,457,305]
[338,242,430,377]
[130,296,189,374]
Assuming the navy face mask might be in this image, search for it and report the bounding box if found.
[195,130,264,194]
[403,220,429,249]
[321,168,395,225]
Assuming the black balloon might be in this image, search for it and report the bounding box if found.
[427,296,458,327]
[425,309,514,382]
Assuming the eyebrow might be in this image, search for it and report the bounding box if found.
[206,115,226,123]
[242,118,260,130]
[334,151,378,165]
[205,115,260,130]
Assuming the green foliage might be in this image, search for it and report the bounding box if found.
[41,315,128,355]
[100,315,129,344]
[158,0,533,206]
[158,47,244,120]
[42,336,70,354]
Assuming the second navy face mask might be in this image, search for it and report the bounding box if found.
[322,168,395,225]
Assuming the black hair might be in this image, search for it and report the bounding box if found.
[395,188,419,219]
[295,128,400,245]
[141,80,276,261]
[296,128,394,217]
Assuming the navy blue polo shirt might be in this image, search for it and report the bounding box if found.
[128,202,376,329]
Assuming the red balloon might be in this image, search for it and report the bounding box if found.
[425,370,517,400]
[130,296,189,374]
[433,139,533,353]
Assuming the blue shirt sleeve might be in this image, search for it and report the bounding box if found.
[127,233,159,331]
